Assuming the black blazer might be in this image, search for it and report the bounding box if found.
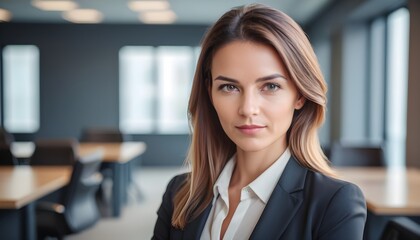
[153,157,367,240]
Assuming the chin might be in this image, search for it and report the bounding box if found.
[233,139,270,153]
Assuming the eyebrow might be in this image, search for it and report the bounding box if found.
[214,73,287,83]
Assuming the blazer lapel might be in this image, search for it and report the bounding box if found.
[182,202,212,240]
[250,157,307,239]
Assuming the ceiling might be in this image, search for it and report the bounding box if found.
[0,0,334,25]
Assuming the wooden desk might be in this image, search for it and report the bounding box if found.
[78,142,146,163]
[11,141,147,163]
[336,167,420,240]
[0,166,71,240]
[79,142,146,217]
[10,141,147,217]
[336,167,420,216]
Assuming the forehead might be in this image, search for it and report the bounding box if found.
[211,40,287,79]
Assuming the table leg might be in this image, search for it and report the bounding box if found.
[22,203,36,240]
[0,203,36,240]
[111,163,123,217]
[123,162,130,204]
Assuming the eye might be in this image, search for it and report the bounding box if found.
[262,83,281,92]
[218,84,239,92]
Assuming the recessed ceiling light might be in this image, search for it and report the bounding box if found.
[140,10,176,24]
[32,0,78,11]
[129,1,170,11]
[62,9,103,24]
[0,8,12,22]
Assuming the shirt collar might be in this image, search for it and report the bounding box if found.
[213,156,235,203]
[248,148,291,204]
[212,149,291,204]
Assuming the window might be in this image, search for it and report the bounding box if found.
[385,8,410,166]
[368,17,386,142]
[119,46,198,134]
[119,46,155,133]
[367,8,409,166]
[156,47,194,133]
[2,45,40,133]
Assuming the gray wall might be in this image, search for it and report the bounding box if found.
[306,0,369,144]
[0,23,208,166]
[406,0,420,168]
[306,0,407,145]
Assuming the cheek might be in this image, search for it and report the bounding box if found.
[212,99,230,123]
[267,100,296,126]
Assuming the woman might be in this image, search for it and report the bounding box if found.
[153,4,366,240]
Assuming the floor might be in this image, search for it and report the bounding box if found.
[66,167,186,240]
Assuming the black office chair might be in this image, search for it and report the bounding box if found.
[321,145,331,159]
[380,217,420,240]
[0,127,14,145]
[329,142,384,166]
[80,127,142,210]
[0,144,18,166]
[30,139,78,166]
[36,150,104,240]
[80,128,126,142]
[80,128,124,208]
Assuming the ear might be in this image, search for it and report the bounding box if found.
[294,95,306,110]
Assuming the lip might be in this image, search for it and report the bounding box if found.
[236,125,266,134]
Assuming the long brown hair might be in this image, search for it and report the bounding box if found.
[172,3,334,229]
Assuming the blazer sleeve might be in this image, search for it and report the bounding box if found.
[318,183,367,240]
[152,175,178,240]
[152,174,188,240]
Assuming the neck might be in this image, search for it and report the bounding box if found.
[230,142,287,188]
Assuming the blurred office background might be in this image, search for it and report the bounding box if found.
[0,0,419,239]
[1,0,419,168]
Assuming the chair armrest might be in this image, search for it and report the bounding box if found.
[390,217,420,236]
[381,217,420,240]
[36,201,66,214]
[82,172,103,186]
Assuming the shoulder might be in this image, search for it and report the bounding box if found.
[297,169,367,239]
[308,170,362,194]
[156,173,190,224]
[170,172,189,187]
[305,170,367,238]
[163,172,190,199]
[279,158,366,239]
[288,157,366,216]
[311,173,367,239]
[153,172,190,239]
[285,157,364,201]
[306,169,365,202]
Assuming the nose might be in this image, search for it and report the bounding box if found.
[238,91,260,117]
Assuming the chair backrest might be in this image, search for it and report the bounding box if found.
[0,144,18,166]
[380,217,420,240]
[329,142,384,166]
[80,128,125,142]
[0,127,14,145]
[63,150,103,233]
[30,139,78,166]
[321,145,331,159]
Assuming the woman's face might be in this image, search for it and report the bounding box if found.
[211,41,304,153]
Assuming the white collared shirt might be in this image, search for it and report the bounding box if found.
[200,148,291,240]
